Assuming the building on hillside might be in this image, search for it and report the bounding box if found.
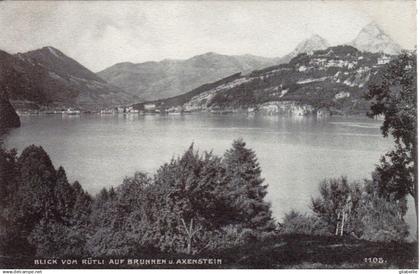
[144,103,156,111]
[377,55,391,65]
[335,91,350,100]
[116,106,125,113]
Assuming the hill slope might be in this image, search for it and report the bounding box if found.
[0,92,20,131]
[135,46,393,115]
[0,47,135,109]
[97,52,282,101]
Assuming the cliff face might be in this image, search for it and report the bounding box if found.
[0,94,21,131]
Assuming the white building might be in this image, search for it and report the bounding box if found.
[378,55,391,65]
[335,91,350,99]
[144,103,156,111]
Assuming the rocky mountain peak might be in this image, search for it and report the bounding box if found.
[291,34,330,57]
[41,46,65,58]
[351,22,402,55]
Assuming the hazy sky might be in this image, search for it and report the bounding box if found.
[0,1,416,71]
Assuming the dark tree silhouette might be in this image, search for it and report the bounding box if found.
[365,52,417,225]
[223,139,275,231]
[0,91,20,132]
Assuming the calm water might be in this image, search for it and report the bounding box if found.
[4,113,416,236]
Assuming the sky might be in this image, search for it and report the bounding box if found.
[0,1,416,72]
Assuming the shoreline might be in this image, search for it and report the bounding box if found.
[14,109,381,120]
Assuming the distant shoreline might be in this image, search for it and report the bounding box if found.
[14,109,380,120]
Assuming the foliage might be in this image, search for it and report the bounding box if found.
[365,52,417,219]
[366,52,417,147]
[86,174,151,256]
[0,139,275,257]
[201,225,254,251]
[0,147,22,254]
[352,180,409,242]
[0,145,92,257]
[138,140,274,254]
[279,210,330,236]
[0,92,20,131]
[307,177,408,242]
[1,136,411,260]
[311,177,362,234]
[223,139,275,231]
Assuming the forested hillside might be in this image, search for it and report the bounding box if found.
[0,92,20,132]
[136,46,392,115]
[0,47,135,110]
[98,52,281,101]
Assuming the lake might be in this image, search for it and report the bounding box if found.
[4,113,416,236]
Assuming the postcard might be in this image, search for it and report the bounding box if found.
[0,0,417,271]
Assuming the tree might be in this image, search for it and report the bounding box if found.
[13,145,59,253]
[365,52,417,224]
[143,141,275,254]
[54,167,76,223]
[3,141,276,256]
[311,177,408,241]
[0,145,94,257]
[87,185,126,256]
[0,147,19,209]
[223,139,275,231]
[149,145,225,253]
[311,177,361,236]
[64,180,92,256]
[0,147,22,254]
[71,181,92,227]
[351,180,409,242]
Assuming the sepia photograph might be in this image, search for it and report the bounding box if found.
[0,0,417,271]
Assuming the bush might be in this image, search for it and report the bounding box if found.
[308,178,409,242]
[352,181,409,242]
[279,210,330,236]
[83,140,275,255]
[4,140,409,260]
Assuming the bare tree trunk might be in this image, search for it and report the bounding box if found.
[187,237,191,255]
[335,213,340,236]
[181,218,200,255]
[340,210,345,237]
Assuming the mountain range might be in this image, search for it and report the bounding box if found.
[97,53,282,101]
[134,45,392,115]
[99,22,402,102]
[0,22,404,110]
[0,47,135,110]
